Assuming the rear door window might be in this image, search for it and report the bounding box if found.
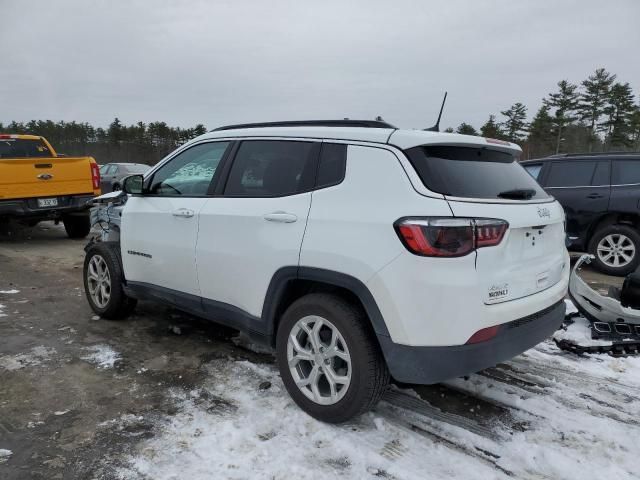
[612,160,640,185]
[546,161,596,187]
[224,141,319,197]
[404,146,548,200]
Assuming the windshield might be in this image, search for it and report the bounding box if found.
[404,146,549,200]
[125,164,150,173]
[0,138,53,158]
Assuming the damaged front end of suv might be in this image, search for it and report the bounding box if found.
[555,254,640,355]
[87,190,127,244]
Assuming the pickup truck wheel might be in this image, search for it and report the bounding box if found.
[276,293,389,423]
[112,184,121,192]
[588,224,640,276]
[83,243,136,319]
[63,214,91,239]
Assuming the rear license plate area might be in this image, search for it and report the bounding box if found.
[37,198,58,208]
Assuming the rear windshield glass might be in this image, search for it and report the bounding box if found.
[0,138,52,158]
[404,146,549,200]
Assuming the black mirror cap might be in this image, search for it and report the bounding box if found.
[122,174,144,195]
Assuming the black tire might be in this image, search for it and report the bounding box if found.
[63,214,91,239]
[276,293,389,423]
[588,224,640,276]
[112,183,121,192]
[83,242,137,319]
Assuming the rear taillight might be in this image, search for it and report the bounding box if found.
[90,163,100,190]
[395,217,508,257]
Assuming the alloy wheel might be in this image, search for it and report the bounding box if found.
[87,254,112,308]
[597,234,636,268]
[287,315,352,405]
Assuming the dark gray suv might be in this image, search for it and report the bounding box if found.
[522,152,640,276]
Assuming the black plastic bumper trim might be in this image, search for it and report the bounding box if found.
[378,300,565,384]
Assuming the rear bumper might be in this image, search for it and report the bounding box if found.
[378,300,565,384]
[0,194,94,218]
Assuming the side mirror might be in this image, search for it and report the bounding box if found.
[122,174,144,195]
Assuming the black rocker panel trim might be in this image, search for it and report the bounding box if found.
[124,281,268,344]
[125,268,391,346]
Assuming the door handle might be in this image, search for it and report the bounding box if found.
[263,212,298,223]
[586,193,603,199]
[172,208,195,218]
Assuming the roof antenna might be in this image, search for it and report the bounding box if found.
[424,92,448,132]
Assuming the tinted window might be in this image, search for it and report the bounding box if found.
[546,161,596,187]
[224,141,318,197]
[404,146,548,199]
[111,165,120,175]
[0,138,52,158]
[524,163,543,179]
[592,161,610,186]
[149,142,230,196]
[612,160,640,185]
[317,143,347,188]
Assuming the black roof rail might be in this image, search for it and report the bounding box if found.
[547,151,640,158]
[211,119,397,132]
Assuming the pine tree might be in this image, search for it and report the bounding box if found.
[543,80,580,154]
[500,103,528,143]
[455,122,478,136]
[578,68,616,151]
[108,118,124,145]
[527,105,555,158]
[629,103,640,150]
[600,82,636,149]
[192,124,207,137]
[480,115,504,139]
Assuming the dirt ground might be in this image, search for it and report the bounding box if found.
[0,222,626,479]
[0,222,273,479]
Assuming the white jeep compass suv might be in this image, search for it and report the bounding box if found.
[83,120,569,423]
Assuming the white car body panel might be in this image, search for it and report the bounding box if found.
[300,145,452,283]
[196,193,312,318]
[121,196,207,296]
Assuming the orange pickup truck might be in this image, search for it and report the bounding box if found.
[0,134,101,238]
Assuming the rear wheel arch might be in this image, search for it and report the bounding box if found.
[263,267,390,347]
[586,213,640,245]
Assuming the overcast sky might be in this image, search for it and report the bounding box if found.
[2,0,638,131]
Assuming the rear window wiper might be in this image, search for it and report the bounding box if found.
[497,188,536,200]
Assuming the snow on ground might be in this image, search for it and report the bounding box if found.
[553,316,613,346]
[0,289,20,317]
[0,346,56,371]
[0,289,20,294]
[81,344,121,369]
[118,360,500,480]
[114,299,639,480]
[0,449,12,464]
